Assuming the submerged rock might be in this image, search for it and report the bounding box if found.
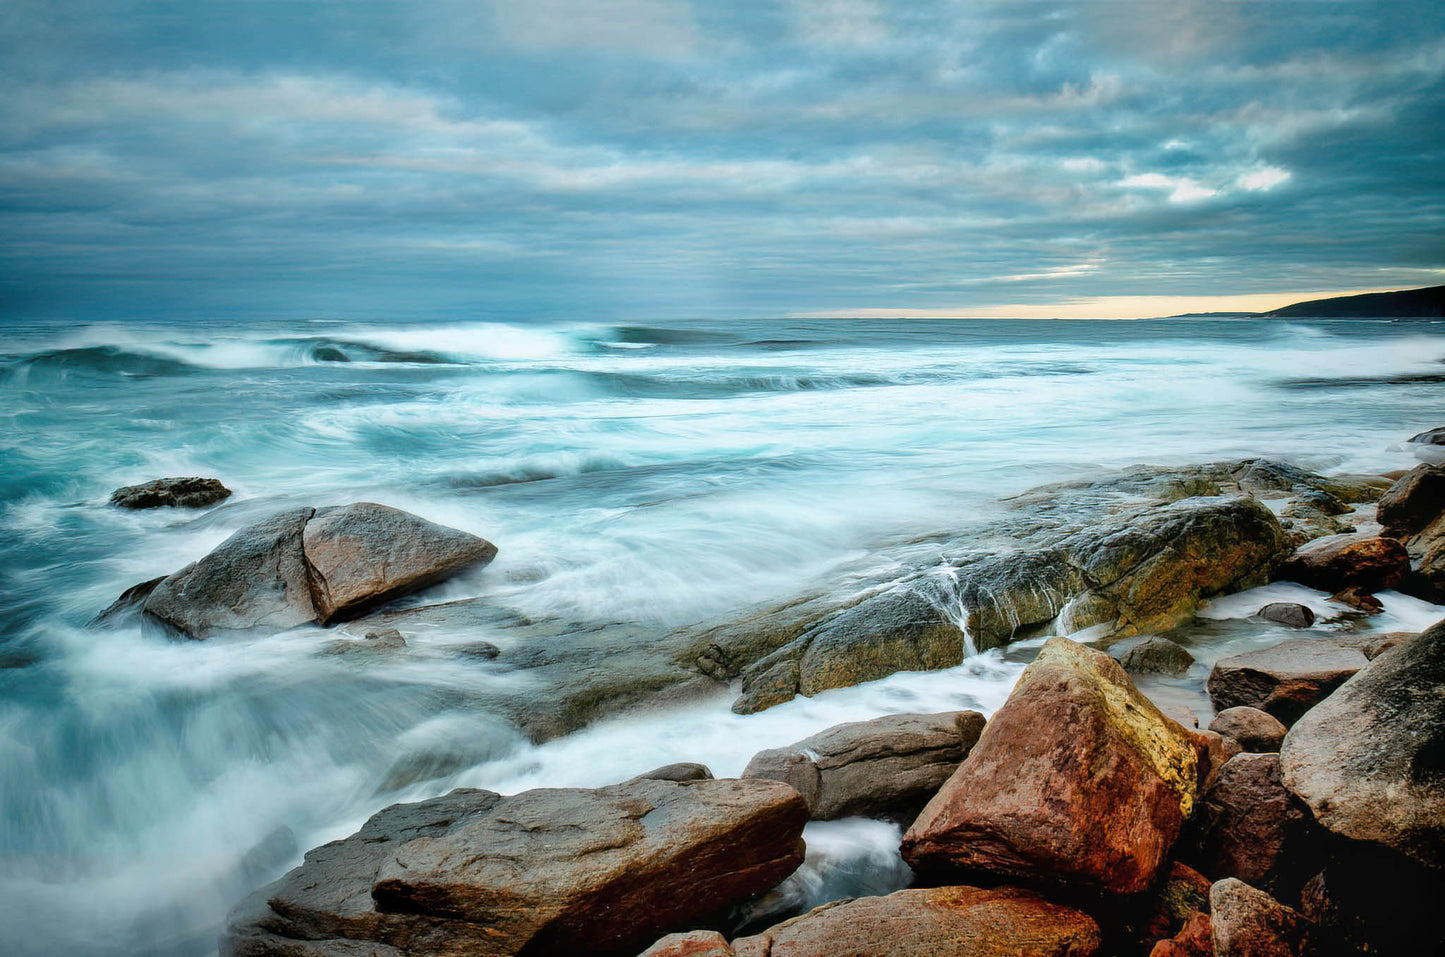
[1280,620,1445,868]
[127,504,496,639]
[741,710,986,822]
[1254,602,1315,628]
[224,778,807,957]
[110,476,231,509]
[729,885,1101,957]
[901,637,1202,895]
[1206,639,1366,724]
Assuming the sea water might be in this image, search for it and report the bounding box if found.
[2,315,1442,955]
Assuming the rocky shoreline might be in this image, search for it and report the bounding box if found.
[98,433,1445,955]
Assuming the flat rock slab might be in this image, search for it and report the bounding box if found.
[730,885,1101,957]
[902,637,1201,895]
[225,778,807,957]
[1206,638,1366,725]
[1281,620,1445,868]
[742,711,986,822]
[110,476,231,509]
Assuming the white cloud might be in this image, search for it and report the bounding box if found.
[1237,166,1291,191]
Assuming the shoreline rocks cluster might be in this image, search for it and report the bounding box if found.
[100,440,1445,954]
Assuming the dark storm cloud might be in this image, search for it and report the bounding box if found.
[1,0,1443,320]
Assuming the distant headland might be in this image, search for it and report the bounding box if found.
[1262,284,1445,318]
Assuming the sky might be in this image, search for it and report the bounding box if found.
[1,0,1443,321]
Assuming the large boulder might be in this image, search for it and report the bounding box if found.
[303,503,497,623]
[901,637,1202,895]
[729,885,1101,957]
[135,504,496,639]
[1375,464,1445,538]
[110,476,231,509]
[1280,623,1445,868]
[1277,533,1409,593]
[741,711,986,822]
[224,778,808,957]
[1206,639,1367,725]
[639,931,735,957]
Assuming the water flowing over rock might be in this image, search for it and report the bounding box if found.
[741,711,985,822]
[732,493,1289,713]
[901,637,1202,895]
[132,504,496,639]
[728,885,1101,957]
[109,476,231,509]
[223,778,808,957]
[1280,623,1444,868]
[1206,638,1367,724]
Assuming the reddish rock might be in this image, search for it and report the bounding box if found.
[1375,464,1445,538]
[1207,707,1287,753]
[901,637,1200,895]
[1205,639,1366,724]
[1327,587,1384,613]
[729,885,1101,957]
[1209,878,1303,957]
[638,930,734,957]
[1187,753,1304,893]
[1149,912,1211,957]
[741,710,985,822]
[303,503,497,623]
[1278,533,1409,593]
[1140,861,1212,943]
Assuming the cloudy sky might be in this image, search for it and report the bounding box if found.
[2,0,1443,321]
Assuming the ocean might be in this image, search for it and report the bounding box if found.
[2,314,1443,955]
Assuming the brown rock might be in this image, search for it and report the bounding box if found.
[144,507,319,639]
[741,711,986,822]
[1209,878,1303,957]
[901,638,1200,895]
[730,885,1101,957]
[302,503,497,623]
[1254,603,1315,628]
[638,930,734,957]
[110,476,231,509]
[1375,464,1445,538]
[1327,587,1383,613]
[1280,620,1445,869]
[225,779,807,957]
[1148,912,1211,957]
[1187,753,1305,893]
[1114,636,1195,676]
[1208,707,1287,753]
[1140,862,1212,944]
[1205,639,1366,724]
[1277,533,1409,593]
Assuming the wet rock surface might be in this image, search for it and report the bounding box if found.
[741,710,985,822]
[1207,707,1287,753]
[902,637,1201,895]
[110,476,232,509]
[1113,636,1195,675]
[224,778,808,957]
[1277,533,1409,593]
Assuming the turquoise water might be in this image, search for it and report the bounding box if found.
[2,315,1443,954]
